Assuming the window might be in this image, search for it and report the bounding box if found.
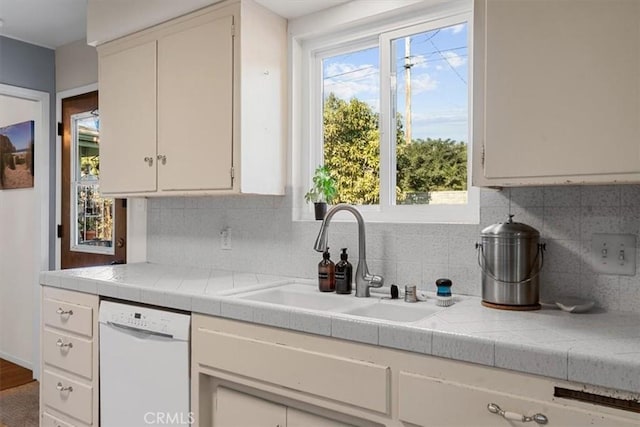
[296,5,478,223]
[71,111,115,254]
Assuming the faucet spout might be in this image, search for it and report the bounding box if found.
[313,204,384,297]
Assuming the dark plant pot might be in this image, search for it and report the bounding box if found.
[314,202,327,220]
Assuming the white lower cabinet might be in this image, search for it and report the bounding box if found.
[40,287,98,427]
[399,372,639,427]
[214,387,352,427]
[192,314,640,427]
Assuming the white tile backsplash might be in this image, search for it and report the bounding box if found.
[147,185,640,313]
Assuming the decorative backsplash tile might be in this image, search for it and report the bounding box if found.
[147,185,640,313]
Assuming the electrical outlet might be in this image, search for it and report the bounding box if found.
[220,227,232,250]
[591,233,636,275]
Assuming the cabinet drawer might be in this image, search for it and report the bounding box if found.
[42,370,93,425]
[194,326,390,414]
[43,298,93,337]
[398,371,639,427]
[42,411,75,427]
[43,328,92,380]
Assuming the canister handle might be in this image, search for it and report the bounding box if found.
[475,242,546,285]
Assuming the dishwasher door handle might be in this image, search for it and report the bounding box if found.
[106,321,174,339]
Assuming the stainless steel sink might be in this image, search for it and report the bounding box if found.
[340,302,443,322]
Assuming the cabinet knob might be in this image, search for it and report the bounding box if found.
[56,382,73,393]
[144,156,154,166]
[157,154,167,165]
[487,403,548,424]
[56,308,73,316]
[56,339,73,349]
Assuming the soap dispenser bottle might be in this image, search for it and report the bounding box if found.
[335,248,353,294]
[318,248,335,292]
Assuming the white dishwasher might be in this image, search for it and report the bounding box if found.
[99,300,191,427]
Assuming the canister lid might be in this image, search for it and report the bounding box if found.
[481,214,540,238]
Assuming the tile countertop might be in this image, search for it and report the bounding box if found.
[40,262,640,397]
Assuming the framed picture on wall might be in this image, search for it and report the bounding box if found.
[0,120,34,190]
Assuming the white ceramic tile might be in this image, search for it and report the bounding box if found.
[495,341,568,379]
[253,305,290,328]
[421,264,449,290]
[568,351,640,393]
[447,235,478,267]
[543,186,581,207]
[544,240,582,274]
[331,317,378,345]
[580,273,620,311]
[165,291,192,311]
[191,296,222,316]
[542,207,581,241]
[139,289,168,307]
[479,207,510,228]
[480,188,510,208]
[510,187,544,208]
[379,324,432,354]
[580,206,621,240]
[220,300,254,322]
[396,261,422,287]
[621,185,640,206]
[116,285,141,302]
[619,206,640,236]
[431,330,494,366]
[395,232,427,264]
[289,311,332,336]
[581,185,621,207]
[620,276,640,313]
[446,264,480,297]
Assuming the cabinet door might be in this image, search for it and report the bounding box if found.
[214,387,286,427]
[99,40,157,193]
[287,407,354,427]
[399,372,639,427]
[157,14,234,192]
[474,0,640,186]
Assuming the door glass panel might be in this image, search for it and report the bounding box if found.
[71,111,115,254]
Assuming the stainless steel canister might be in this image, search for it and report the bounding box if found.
[476,215,545,307]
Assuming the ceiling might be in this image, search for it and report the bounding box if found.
[0,0,350,49]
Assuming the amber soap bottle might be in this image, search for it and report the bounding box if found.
[318,248,335,292]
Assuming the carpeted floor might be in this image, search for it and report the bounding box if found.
[0,381,39,427]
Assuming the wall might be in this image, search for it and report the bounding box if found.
[147,185,640,313]
[55,39,98,92]
[0,36,55,373]
[0,36,56,269]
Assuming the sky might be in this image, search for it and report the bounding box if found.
[0,120,34,151]
[323,21,469,143]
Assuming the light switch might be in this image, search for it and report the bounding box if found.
[591,233,636,275]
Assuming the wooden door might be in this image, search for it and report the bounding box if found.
[61,91,126,268]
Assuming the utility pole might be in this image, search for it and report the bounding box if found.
[404,36,413,145]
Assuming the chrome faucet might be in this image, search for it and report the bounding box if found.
[313,204,384,297]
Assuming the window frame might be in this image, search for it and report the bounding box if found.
[70,111,116,255]
[292,2,478,224]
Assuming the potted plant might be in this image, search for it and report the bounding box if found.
[305,165,338,220]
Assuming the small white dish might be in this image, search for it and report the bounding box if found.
[555,297,595,313]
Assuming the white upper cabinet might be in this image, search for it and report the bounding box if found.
[98,0,286,196]
[473,0,640,186]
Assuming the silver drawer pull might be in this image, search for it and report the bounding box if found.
[56,307,73,316]
[56,382,73,392]
[487,403,548,424]
[56,339,73,349]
